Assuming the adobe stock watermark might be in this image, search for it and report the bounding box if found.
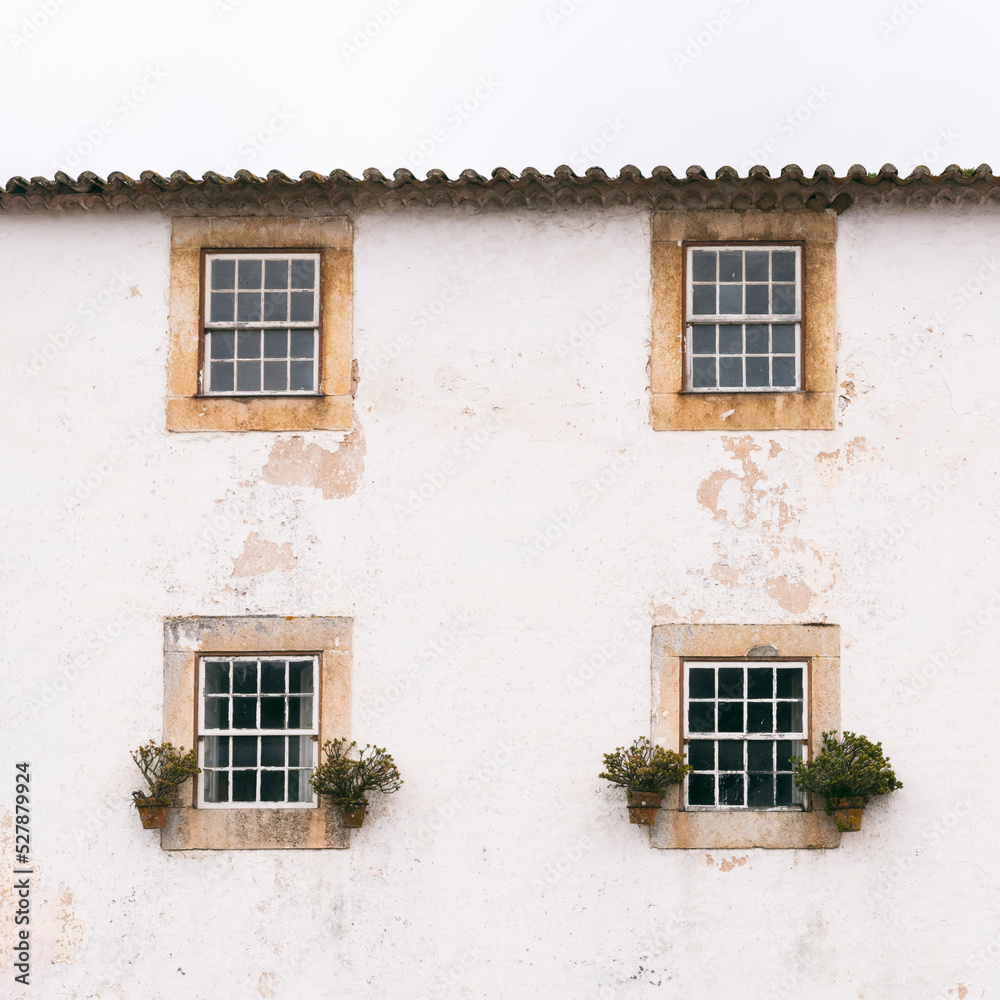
[553,267,646,361]
[877,0,933,40]
[738,85,833,174]
[565,610,646,692]
[397,76,501,175]
[7,0,73,51]
[870,468,963,555]
[896,127,960,177]
[54,67,169,175]
[61,418,158,513]
[221,107,295,176]
[569,117,626,174]
[545,0,587,27]
[672,0,755,72]
[213,0,250,19]
[341,0,403,62]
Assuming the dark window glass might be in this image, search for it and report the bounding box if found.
[692,285,716,315]
[232,770,257,801]
[204,697,228,729]
[691,251,716,281]
[261,661,285,693]
[772,357,796,387]
[260,697,285,730]
[236,362,261,393]
[260,735,285,767]
[776,701,803,732]
[264,259,288,289]
[232,698,257,729]
[747,702,773,732]
[719,325,742,355]
[748,773,774,808]
[289,291,314,322]
[689,668,715,698]
[232,736,257,767]
[771,325,796,354]
[287,696,312,729]
[260,770,285,802]
[772,251,796,281]
[717,702,743,732]
[688,773,715,806]
[776,741,798,771]
[289,661,314,694]
[210,292,235,322]
[691,325,716,354]
[688,702,715,733]
[745,252,768,281]
[288,770,302,801]
[688,740,714,770]
[718,667,743,698]
[204,662,230,694]
[772,284,796,314]
[718,284,743,314]
[692,358,717,388]
[211,259,236,289]
[719,773,744,805]
[719,251,742,281]
[263,361,287,391]
[745,325,768,354]
[747,667,773,699]
[776,668,803,698]
[238,259,262,288]
[290,258,315,289]
[211,331,236,359]
[776,774,795,806]
[290,331,315,358]
[747,741,773,771]
[745,357,769,387]
[719,357,743,387]
[233,662,258,694]
[718,740,743,771]
[289,361,315,391]
[263,331,287,358]
[204,736,229,767]
[263,292,288,321]
[745,284,769,314]
[237,330,262,359]
[206,770,229,803]
[237,291,262,322]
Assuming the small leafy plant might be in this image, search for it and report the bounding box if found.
[131,740,200,807]
[599,737,693,793]
[793,731,902,808]
[310,739,403,808]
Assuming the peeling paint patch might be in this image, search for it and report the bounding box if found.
[710,562,742,586]
[651,602,680,621]
[258,971,277,997]
[765,575,814,614]
[231,532,297,577]
[718,855,748,872]
[262,423,366,499]
[54,884,84,964]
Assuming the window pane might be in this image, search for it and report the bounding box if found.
[204,770,229,803]
[718,284,743,314]
[691,251,716,281]
[692,357,716,388]
[692,285,715,315]
[718,325,742,355]
[745,357,769,387]
[263,292,288,321]
[260,770,285,802]
[290,331,315,358]
[236,330,262,359]
[745,251,768,281]
[748,773,774,808]
[232,697,257,728]
[691,325,715,354]
[263,330,287,358]
[771,324,796,354]
[210,292,235,322]
[747,667,773,699]
[772,251,796,281]
[288,770,309,802]
[260,697,285,729]
[233,736,257,766]
[747,741,773,771]
[718,667,743,698]
[232,770,257,801]
[233,662,258,694]
[689,668,715,698]
[688,702,715,733]
[775,774,795,806]
[776,702,803,733]
[719,357,743,387]
[745,325,768,354]
[776,741,800,771]
[204,697,228,729]
[719,251,742,282]
[238,259,262,288]
[263,361,287,391]
[745,284,769,313]
[211,258,235,289]
[688,740,714,770]
[688,773,715,806]
[289,361,315,391]
[210,331,236,359]
[718,702,743,732]
[237,291,262,322]
[776,667,803,698]
[287,696,313,729]
[718,740,743,771]
[260,735,285,767]
[772,284,796,314]
[772,357,796,387]
[719,773,744,806]
[289,291,315,322]
[203,736,229,767]
[236,362,261,392]
[290,258,315,288]
[204,662,230,694]
[289,661,314,694]
[261,661,285,693]
[264,259,288,289]
[747,702,773,732]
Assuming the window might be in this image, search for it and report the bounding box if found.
[650,210,836,430]
[199,655,318,808]
[650,623,841,849]
[686,246,801,391]
[684,660,806,810]
[162,615,352,850]
[167,217,353,432]
[203,254,321,395]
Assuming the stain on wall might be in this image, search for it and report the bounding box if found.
[261,424,366,499]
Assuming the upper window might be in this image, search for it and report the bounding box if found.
[199,655,318,809]
[686,245,802,392]
[204,254,321,395]
[684,660,806,810]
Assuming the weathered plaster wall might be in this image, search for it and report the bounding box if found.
[1,202,999,999]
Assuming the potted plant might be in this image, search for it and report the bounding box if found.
[309,738,403,828]
[130,740,201,830]
[600,737,693,825]
[793,731,902,832]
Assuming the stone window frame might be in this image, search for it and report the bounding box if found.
[650,210,837,431]
[162,615,352,850]
[167,217,353,432]
[650,623,842,849]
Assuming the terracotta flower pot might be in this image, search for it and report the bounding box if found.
[828,796,867,832]
[136,802,169,830]
[339,803,367,828]
[626,790,663,826]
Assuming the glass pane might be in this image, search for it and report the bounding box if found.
[688,773,715,806]
[692,357,716,388]
[203,697,228,729]
[747,702,773,732]
[204,661,230,694]
[233,662,258,694]
[745,284,769,314]
[263,361,287,391]
[772,284,796,314]
[289,361,315,391]
[747,667,773,699]
[719,251,742,282]
[745,324,768,353]
[748,773,774,808]
[772,356,796,387]
[776,773,795,806]
[718,284,743,314]
[289,292,314,322]
[745,357,769,387]
[745,251,768,281]
[237,291,262,322]
[263,330,287,358]
[211,331,236,359]
[691,325,715,354]
[210,292,235,322]
[288,696,313,729]
[776,741,800,771]
[719,773,744,806]
[718,702,743,732]
[719,357,743,387]
[689,668,715,698]
[747,741,773,771]
[238,259,262,288]
[211,258,235,289]
[718,667,743,698]
[232,770,257,801]
[288,769,307,802]
[290,258,315,289]
[236,330,262,359]
[772,251,796,281]
[233,736,257,766]
[688,740,714,770]
[289,661,314,694]
[204,769,229,803]
[290,331,315,358]
[236,361,260,392]
[260,697,285,729]
[718,325,742,355]
[718,740,743,771]
[264,259,288,289]
[771,325,795,354]
[692,285,716,315]
[776,702,803,733]
[261,661,285,693]
[688,702,715,733]
[232,698,257,729]
[776,667,803,698]
[203,736,229,767]
[691,251,716,281]
[260,735,285,767]
[263,291,288,321]
[260,770,284,802]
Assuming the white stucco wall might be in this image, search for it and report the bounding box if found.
[1,199,999,999]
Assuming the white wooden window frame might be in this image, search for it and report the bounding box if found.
[684,244,803,393]
[682,659,809,812]
[202,251,322,396]
[197,654,319,810]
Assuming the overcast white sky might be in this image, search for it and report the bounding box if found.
[1,0,997,183]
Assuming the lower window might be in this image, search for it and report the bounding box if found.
[198,655,317,808]
[684,660,807,811]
